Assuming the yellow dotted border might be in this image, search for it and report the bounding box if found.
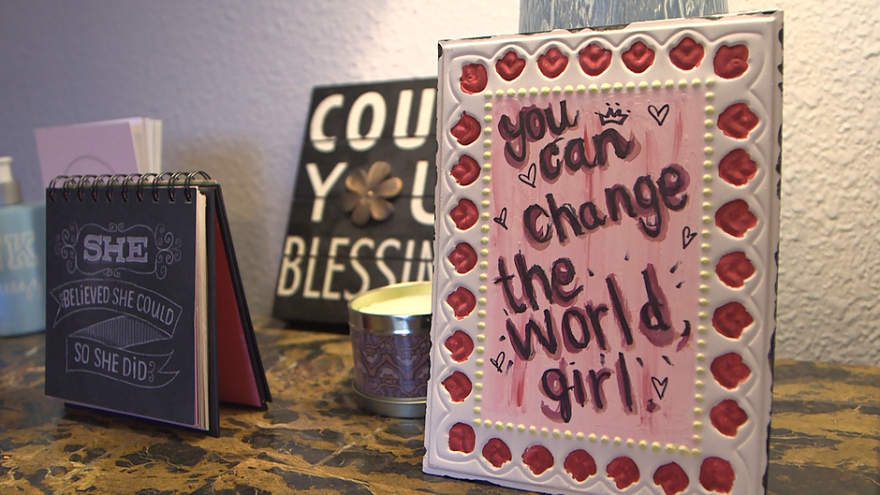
[472,101,493,408]
[469,413,702,456]
[696,87,715,441]
[483,79,706,99]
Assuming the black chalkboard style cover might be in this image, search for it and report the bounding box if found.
[273,79,437,327]
[44,172,271,436]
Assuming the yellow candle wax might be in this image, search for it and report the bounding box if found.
[358,293,431,316]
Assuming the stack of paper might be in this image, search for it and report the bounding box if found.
[35,118,162,186]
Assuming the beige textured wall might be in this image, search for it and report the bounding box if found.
[729,0,880,365]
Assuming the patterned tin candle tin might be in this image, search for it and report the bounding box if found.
[348,281,432,418]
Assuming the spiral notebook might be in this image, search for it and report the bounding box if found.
[44,172,271,436]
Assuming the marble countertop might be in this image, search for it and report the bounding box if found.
[1,321,877,494]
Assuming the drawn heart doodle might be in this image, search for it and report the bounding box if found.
[648,103,670,126]
[652,376,669,400]
[493,207,508,230]
[518,163,537,188]
[682,226,697,249]
[490,351,506,373]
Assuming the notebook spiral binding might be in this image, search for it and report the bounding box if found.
[48,171,212,203]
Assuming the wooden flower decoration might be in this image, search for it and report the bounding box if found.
[342,161,403,226]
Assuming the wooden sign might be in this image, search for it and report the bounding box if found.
[274,79,437,326]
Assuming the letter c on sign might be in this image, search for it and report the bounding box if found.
[309,94,344,153]
[347,92,386,152]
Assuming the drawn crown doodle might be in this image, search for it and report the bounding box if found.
[596,104,630,126]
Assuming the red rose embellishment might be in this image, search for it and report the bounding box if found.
[482,438,512,468]
[564,449,597,482]
[719,149,757,186]
[450,112,481,145]
[715,199,757,238]
[718,103,759,139]
[607,456,640,489]
[446,286,476,319]
[450,154,480,186]
[444,329,474,362]
[460,63,488,94]
[711,352,752,389]
[715,251,755,288]
[578,43,612,76]
[538,46,568,79]
[441,370,472,402]
[496,50,525,81]
[711,399,748,437]
[669,36,704,70]
[713,301,753,339]
[700,457,736,493]
[622,41,655,73]
[450,198,478,231]
[448,422,476,453]
[448,242,477,274]
[522,444,554,475]
[653,462,690,495]
[714,44,749,79]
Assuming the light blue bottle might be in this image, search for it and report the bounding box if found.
[0,156,46,336]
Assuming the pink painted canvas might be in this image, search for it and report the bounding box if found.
[483,90,704,447]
